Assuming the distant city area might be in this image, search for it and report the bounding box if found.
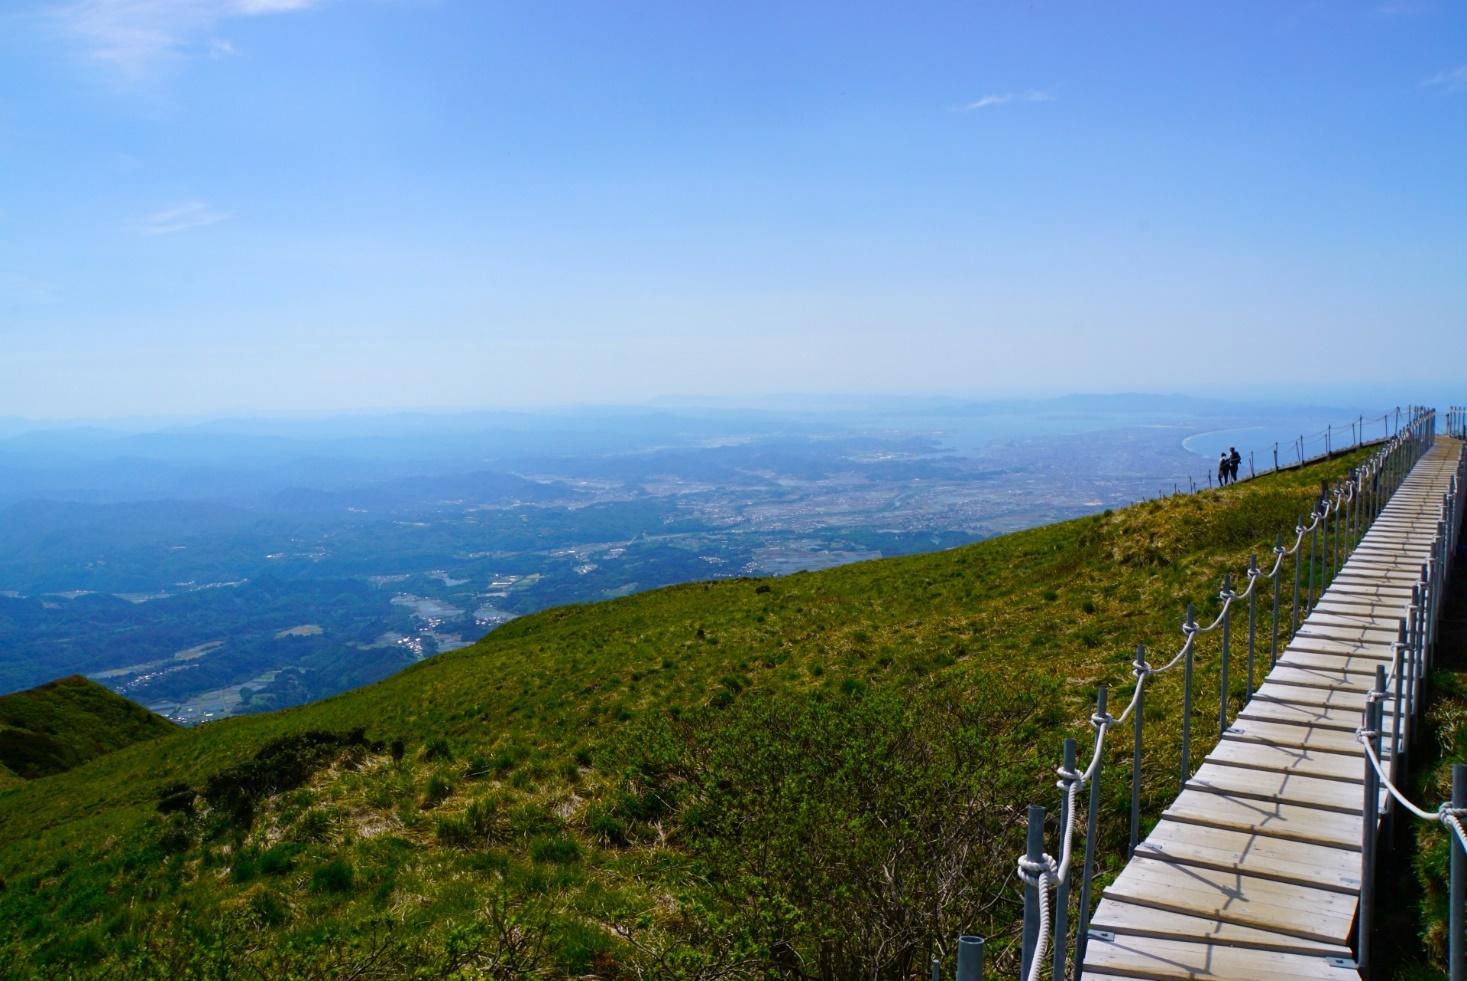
[0,394,1397,721]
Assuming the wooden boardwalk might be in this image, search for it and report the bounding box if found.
[1080,437,1465,981]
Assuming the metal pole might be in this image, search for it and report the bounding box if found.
[1391,620,1407,783]
[1452,766,1466,981]
[1323,485,1333,587]
[1246,556,1258,695]
[1346,472,1355,553]
[1270,535,1283,669]
[1021,804,1045,979]
[1130,645,1146,858]
[1180,607,1195,790]
[1308,506,1319,612]
[1052,738,1076,981]
[1407,594,1421,742]
[1292,517,1303,635]
[1358,665,1384,978]
[1075,687,1107,973]
[1273,443,1279,473]
[958,935,985,981]
[1219,574,1233,729]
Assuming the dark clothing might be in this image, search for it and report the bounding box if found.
[1218,460,1230,485]
[1228,450,1242,482]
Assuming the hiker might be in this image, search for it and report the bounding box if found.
[1218,452,1230,486]
[1228,447,1242,483]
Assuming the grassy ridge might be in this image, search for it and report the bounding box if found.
[0,449,1370,977]
[0,675,178,779]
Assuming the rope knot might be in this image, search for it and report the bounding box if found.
[1016,852,1057,888]
[1054,765,1083,790]
[1090,711,1115,731]
[1131,659,1152,681]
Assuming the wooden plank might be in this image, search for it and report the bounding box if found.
[1236,698,1385,734]
[1293,621,1401,643]
[1223,721,1364,756]
[1332,567,1423,582]
[1296,617,1400,639]
[1207,737,1363,781]
[1275,650,1392,677]
[1306,596,1407,614]
[1321,580,1414,596]
[1082,932,1361,980]
[1251,682,1370,712]
[1262,665,1376,693]
[1347,543,1433,556]
[1187,762,1373,815]
[1134,820,1361,892]
[1283,636,1394,659]
[1164,790,1362,851]
[1308,602,1407,623]
[1101,857,1357,944]
[1089,898,1354,958]
[1350,542,1433,556]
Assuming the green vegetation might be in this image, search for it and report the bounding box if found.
[0,675,178,779]
[0,450,1371,978]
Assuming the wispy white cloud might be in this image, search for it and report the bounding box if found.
[960,90,1055,112]
[1423,65,1467,93]
[137,200,230,235]
[49,0,321,80]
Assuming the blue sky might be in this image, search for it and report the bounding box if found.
[1,1,1463,418]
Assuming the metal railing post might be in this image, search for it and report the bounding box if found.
[1270,535,1283,669]
[1390,624,1402,791]
[1391,620,1407,778]
[1180,607,1196,790]
[1075,687,1107,973]
[1349,472,1359,551]
[1245,557,1258,696]
[1219,574,1233,728]
[1358,665,1385,978]
[1308,505,1319,612]
[1052,739,1076,981]
[1130,645,1146,858]
[958,934,985,981]
[1332,480,1343,580]
[1408,589,1421,741]
[1020,804,1045,978]
[1292,517,1303,635]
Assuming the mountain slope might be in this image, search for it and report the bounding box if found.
[0,450,1370,978]
[0,675,178,779]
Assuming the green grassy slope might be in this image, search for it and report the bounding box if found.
[0,675,179,780]
[0,450,1370,978]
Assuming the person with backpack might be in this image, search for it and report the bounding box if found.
[1228,447,1242,483]
[1218,452,1231,486]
